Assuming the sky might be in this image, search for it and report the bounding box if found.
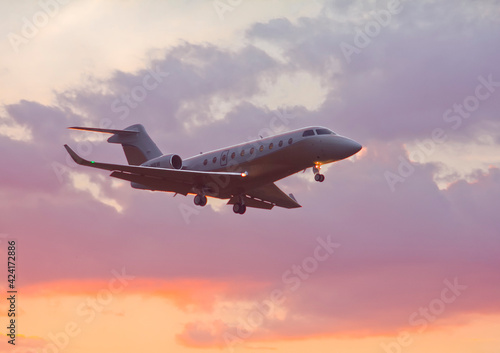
[1,0,500,352]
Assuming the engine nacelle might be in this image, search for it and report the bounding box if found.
[142,153,182,169]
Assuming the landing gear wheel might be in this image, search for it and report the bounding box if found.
[233,203,246,214]
[314,173,325,182]
[194,194,207,206]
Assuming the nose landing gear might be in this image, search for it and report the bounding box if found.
[313,164,325,182]
[314,173,325,182]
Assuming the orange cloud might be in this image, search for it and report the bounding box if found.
[21,277,268,312]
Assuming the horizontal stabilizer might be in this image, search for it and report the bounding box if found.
[68,126,139,135]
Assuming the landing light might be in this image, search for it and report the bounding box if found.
[241,172,248,177]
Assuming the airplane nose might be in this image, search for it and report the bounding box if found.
[346,138,362,157]
[327,136,362,160]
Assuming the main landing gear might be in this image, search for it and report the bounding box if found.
[313,164,325,182]
[232,195,247,214]
[232,202,246,215]
[193,194,207,207]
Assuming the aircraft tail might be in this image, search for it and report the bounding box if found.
[69,124,162,165]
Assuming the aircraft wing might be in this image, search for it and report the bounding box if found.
[228,183,301,209]
[64,144,246,195]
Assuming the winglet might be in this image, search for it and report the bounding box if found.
[64,144,91,166]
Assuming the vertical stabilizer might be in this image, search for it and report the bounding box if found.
[69,124,162,165]
[107,124,162,165]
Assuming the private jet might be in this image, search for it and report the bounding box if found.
[64,124,362,214]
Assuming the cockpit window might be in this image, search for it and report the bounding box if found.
[316,128,336,135]
[302,130,315,137]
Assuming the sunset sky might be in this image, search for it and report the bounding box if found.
[1,1,500,352]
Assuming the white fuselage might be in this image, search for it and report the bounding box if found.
[145,126,361,197]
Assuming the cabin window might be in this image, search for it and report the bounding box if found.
[259,145,264,152]
[250,147,255,155]
[203,159,207,165]
[269,143,273,149]
[279,140,283,147]
[316,128,335,135]
[231,152,236,159]
[240,150,245,156]
[302,129,315,137]
[222,154,226,161]
[212,157,217,163]
[288,138,293,145]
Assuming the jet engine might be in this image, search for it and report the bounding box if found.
[142,154,182,169]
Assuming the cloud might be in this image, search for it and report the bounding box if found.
[1,0,499,348]
[176,320,229,348]
[246,0,500,141]
[172,150,500,347]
